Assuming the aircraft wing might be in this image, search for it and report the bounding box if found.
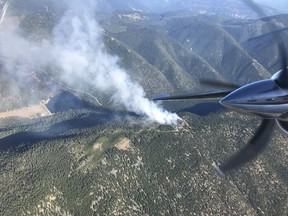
[153,90,233,101]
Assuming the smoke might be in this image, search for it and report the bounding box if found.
[0,0,181,125]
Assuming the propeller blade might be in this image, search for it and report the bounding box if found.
[243,0,288,87]
[279,44,288,76]
[274,44,288,88]
[153,90,234,101]
[242,0,267,18]
[200,79,241,89]
[216,119,275,175]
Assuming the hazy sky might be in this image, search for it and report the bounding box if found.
[254,0,288,8]
[255,0,286,4]
[143,0,288,11]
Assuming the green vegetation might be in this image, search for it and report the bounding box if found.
[0,5,287,216]
[0,109,287,215]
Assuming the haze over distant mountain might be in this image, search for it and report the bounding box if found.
[6,0,287,17]
[96,0,285,17]
[141,0,287,15]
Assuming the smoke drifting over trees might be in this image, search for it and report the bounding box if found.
[0,0,180,125]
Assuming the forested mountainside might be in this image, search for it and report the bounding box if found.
[0,2,287,215]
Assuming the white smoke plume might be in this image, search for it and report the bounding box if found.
[0,0,181,125]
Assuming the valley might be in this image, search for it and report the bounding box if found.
[0,1,287,215]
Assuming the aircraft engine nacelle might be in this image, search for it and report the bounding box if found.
[276,119,288,134]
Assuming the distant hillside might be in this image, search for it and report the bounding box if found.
[223,14,288,72]
[0,62,57,112]
[108,26,221,92]
[140,0,282,17]
[4,0,283,17]
[103,34,175,96]
[243,27,288,73]
[164,16,269,84]
[2,10,287,110]
[102,11,277,89]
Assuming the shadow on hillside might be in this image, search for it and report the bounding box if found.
[0,101,223,152]
[46,91,92,113]
[0,106,138,152]
[178,102,225,116]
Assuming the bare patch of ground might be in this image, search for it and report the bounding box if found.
[93,143,103,151]
[0,103,52,119]
[115,138,131,151]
